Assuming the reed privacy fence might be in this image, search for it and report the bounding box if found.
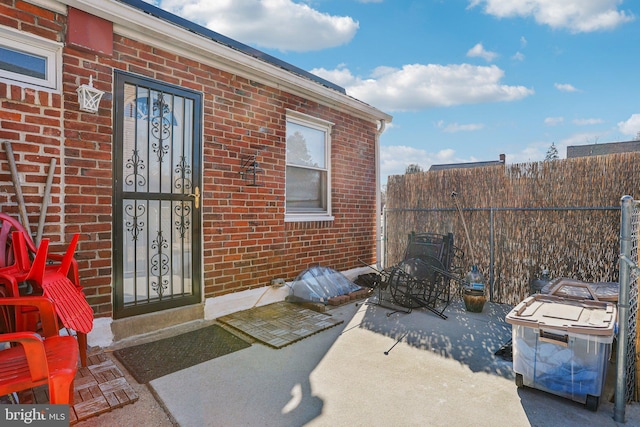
[384,152,640,306]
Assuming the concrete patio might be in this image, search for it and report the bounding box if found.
[77,298,640,426]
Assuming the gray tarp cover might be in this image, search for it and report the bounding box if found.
[288,266,361,304]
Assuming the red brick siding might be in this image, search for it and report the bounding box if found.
[0,0,65,251]
[0,2,378,317]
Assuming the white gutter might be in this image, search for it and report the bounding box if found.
[376,119,386,270]
[28,0,392,125]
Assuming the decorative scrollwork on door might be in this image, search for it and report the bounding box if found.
[125,149,147,187]
[174,155,193,192]
[174,202,192,239]
[150,230,170,297]
[151,97,172,163]
[124,202,146,241]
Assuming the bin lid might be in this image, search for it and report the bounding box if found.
[505,294,616,336]
[541,277,619,302]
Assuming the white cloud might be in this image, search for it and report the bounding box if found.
[506,133,606,164]
[382,130,614,184]
[469,0,635,33]
[435,149,457,162]
[381,146,476,183]
[559,131,606,146]
[152,0,358,52]
[544,116,564,126]
[572,118,604,125]
[311,66,358,87]
[512,51,525,61]
[467,43,498,62]
[618,114,640,136]
[506,141,553,163]
[383,128,615,184]
[380,145,432,181]
[311,64,534,112]
[437,121,485,133]
[554,83,579,92]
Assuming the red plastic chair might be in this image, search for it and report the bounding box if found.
[0,213,80,293]
[0,232,92,366]
[22,233,93,335]
[0,296,79,404]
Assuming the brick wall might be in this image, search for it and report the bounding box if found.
[0,2,65,242]
[1,1,378,318]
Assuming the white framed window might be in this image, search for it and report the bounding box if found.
[0,25,62,91]
[285,109,334,222]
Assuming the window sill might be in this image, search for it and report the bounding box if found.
[285,214,335,223]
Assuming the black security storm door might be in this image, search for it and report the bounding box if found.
[113,71,202,318]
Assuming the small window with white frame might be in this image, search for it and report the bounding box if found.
[0,25,62,91]
[285,110,334,222]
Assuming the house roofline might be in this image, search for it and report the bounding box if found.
[116,0,346,94]
[566,139,640,158]
[27,0,392,124]
[428,154,506,171]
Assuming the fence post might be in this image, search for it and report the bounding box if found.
[615,195,633,422]
[489,208,495,302]
[382,207,388,269]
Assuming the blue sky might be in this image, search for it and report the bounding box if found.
[146,0,640,186]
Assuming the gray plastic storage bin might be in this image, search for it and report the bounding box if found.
[506,293,616,411]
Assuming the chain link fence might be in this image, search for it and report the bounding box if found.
[617,197,639,422]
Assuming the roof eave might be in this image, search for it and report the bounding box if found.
[29,0,392,124]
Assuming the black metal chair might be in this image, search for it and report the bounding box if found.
[385,232,464,319]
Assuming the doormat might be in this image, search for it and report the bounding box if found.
[114,324,251,383]
[217,302,344,349]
